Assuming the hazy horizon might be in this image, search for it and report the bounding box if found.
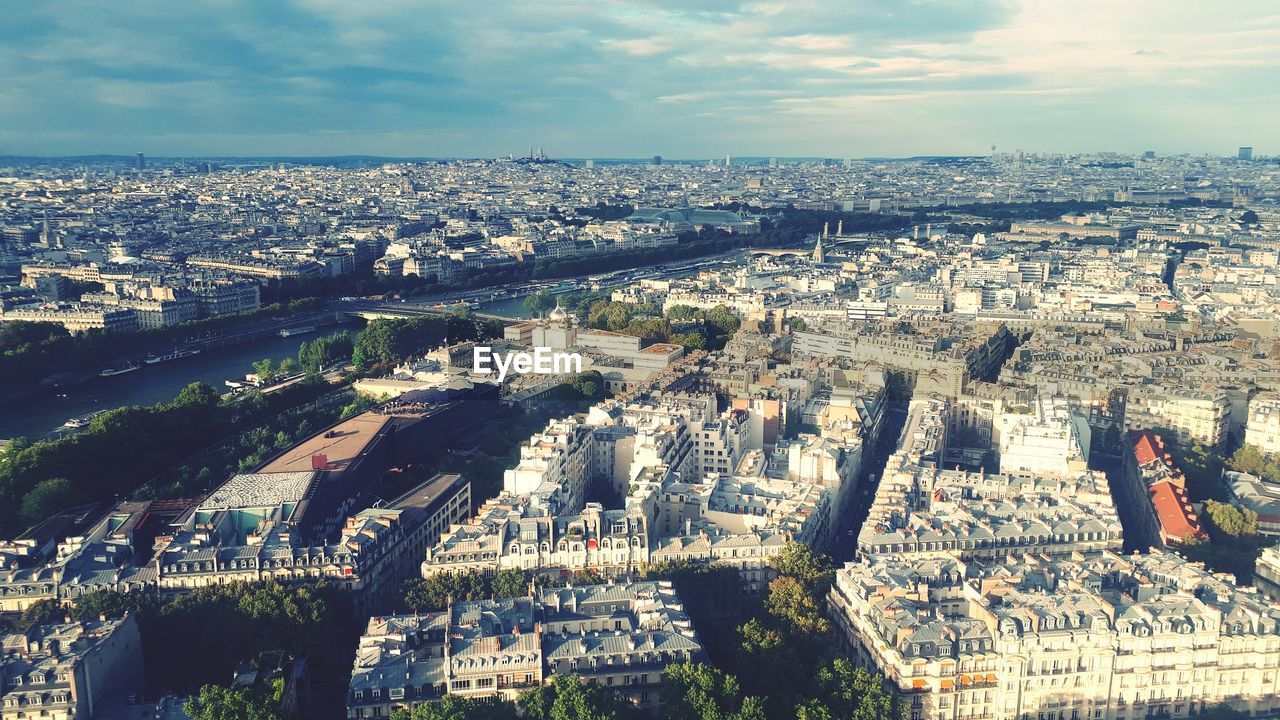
[2,1,1277,158]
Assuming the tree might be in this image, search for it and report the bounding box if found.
[811,657,906,720]
[769,542,835,596]
[519,674,634,720]
[491,569,536,599]
[184,684,284,720]
[1240,210,1259,225]
[251,358,277,381]
[19,599,67,630]
[278,358,300,376]
[391,696,519,720]
[524,290,558,318]
[171,382,221,409]
[1204,500,1259,538]
[20,477,79,523]
[298,331,354,372]
[661,662,764,720]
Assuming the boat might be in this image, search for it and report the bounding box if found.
[99,362,141,377]
[62,410,107,430]
[145,348,201,365]
[278,325,317,338]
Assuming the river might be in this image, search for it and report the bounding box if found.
[0,328,360,441]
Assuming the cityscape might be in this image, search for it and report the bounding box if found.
[2,2,1280,720]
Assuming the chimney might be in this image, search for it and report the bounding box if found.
[312,454,329,471]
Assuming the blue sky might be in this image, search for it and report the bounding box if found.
[1,0,1277,158]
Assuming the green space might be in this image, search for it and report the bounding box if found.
[398,544,903,720]
[1151,436,1277,583]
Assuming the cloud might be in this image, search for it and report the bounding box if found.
[0,0,1275,156]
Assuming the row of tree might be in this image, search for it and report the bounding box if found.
[351,314,502,368]
[576,299,741,352]
[0,301,325,392]
[396,545,903,720]
[0,378,332,531]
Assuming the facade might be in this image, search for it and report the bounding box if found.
[1245,394,1280,456]
[828,551,1280,720]
[1124,387,1231,449]
[0,616,143,720]
[346,582,704,718]
[1119,431,1207,549]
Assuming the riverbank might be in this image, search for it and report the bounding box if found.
[0,319,363,440]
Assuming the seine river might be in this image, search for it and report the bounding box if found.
[0,331,350,441]
[0,292,565,441]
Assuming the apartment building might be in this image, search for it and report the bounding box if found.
[346,582,704,718]
[828,551,1280,720]
[0,616,143,719]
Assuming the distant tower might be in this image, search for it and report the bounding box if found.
[812,235,825,263]
[724,154,732,167]
[768,157,778,168]
[135,152,145,170]
[822,222,829,238]
[536,147,544,161]
[41,210,52,247]
[585,159,594,169]
[836,219,843,237]
[1238,146,1254,161]
[842,158,852,169]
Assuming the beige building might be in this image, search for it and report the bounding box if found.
[828,551,1280,720]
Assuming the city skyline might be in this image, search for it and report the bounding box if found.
[2,0,1277,158]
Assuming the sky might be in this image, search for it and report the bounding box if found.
[1,0,1277,159]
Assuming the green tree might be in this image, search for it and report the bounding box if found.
[251,358,277,381]
[19,599,67,630]
[1204,500,1259,538]
[769,541,835,596]
[184,684,284,720]
[171,382,221,409]
[666,305,701,321]
[491,569,536,599]
[519,674,634,720]
[811,657,906,720]
[524,290,558,318]
[661,662,764,720]
[20,477,79,523]
[391,696,519,720]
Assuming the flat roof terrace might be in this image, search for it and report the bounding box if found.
[257,412,394,474]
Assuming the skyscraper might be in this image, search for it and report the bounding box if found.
[1239,146,1254,161]
[135,152,145,169]
[724,154,731,167]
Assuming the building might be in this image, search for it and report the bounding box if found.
[1224,471,1280,536]
[0,303,137,334]
[1238,146,1254,161]
[346,581,704,718]
[1245,394,1280,456]
[1124,387,1231,449]
[828,550,1280,720]
[1119,431,1208,549]
[0,616,144,719]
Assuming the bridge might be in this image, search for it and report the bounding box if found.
[346,305,512,323]
[748,236,875,258]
